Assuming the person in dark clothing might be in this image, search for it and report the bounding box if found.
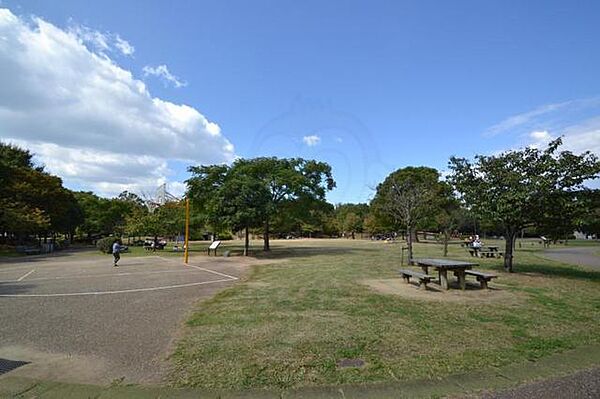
[112,239,122,267]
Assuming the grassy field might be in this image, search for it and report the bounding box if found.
[168,238,600,390]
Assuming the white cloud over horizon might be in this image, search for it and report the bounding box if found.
[485,97,600,157]
[0,8,235,197]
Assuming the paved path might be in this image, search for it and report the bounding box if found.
[538,246,600,270]
[0,252,252,385]
[480,367,600,399]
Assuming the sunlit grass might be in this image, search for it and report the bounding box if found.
[169,238,600,390]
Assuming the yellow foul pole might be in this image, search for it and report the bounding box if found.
[184,197,190,264]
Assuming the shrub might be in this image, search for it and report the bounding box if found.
[96,237,116,254]
[217,232,233,240]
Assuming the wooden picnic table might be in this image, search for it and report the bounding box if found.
[414,258,478,290]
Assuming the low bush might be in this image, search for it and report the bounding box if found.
[96,237,116,254]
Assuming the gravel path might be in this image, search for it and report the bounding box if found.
[480,368,600,399]
[539,246,600,270]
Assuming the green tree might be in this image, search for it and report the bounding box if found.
[372,167,446,262]
[578,190,600,237]
[0,142,83,243]
[434,182,462,256]
[188,157,335,252]
[335,203,369,239]
[234,158,335,251]
[449,138,600,272]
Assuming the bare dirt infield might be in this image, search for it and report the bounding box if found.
[0,251,262,385]
[362,278,526,305]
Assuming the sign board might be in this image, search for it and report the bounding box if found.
[209,240,221,250]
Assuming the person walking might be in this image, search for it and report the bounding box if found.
[112,238,122,267]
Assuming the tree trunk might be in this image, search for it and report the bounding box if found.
[244,225,249,256]
[503,229,516,272]
[406,225,413,264]
[443,229,449,257]
[263,219,270,251]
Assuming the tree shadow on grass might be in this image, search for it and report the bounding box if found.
[487,262,600,283]
[0,247,97,265]
[254,245,380,260]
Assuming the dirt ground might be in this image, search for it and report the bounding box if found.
[362,278,526,305]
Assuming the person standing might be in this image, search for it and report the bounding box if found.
[112,239,122,267]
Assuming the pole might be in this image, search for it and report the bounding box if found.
[184,197,190,264]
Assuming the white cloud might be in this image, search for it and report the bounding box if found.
[527,130,553,148]
[484,97,600,138]
[485,97,600,158]
[0,8,234,197]
[68,22,134,57]
[484,101,571,137]
[114,34,134,56]
[143,64,187,88]
[302,134,321,147]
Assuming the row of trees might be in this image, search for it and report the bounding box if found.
[1,143,83,243]
[362,138,599,272]
[1,142,187,246]
[4,138,599,272]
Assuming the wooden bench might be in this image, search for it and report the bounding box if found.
[463,270,498,289]
[398,269,435,289]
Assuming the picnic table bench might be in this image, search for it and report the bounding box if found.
[398,269,435,289]
[466,246,503,258]
[415,258,477,290]
[462,270,498,289]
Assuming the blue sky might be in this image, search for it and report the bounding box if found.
[1,0,599,202]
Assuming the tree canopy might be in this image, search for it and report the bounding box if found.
[187,157,335,253]
[449,138,600,272]
[371,166,451,261]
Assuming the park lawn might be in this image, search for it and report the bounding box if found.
[168,239,600,390]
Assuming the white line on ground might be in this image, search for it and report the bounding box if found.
[0,278,235,298]
[155,255,239,280]
[0,266,36,274]
[16,269,35,281]
[16,268,207,283]
[186,264,239,280]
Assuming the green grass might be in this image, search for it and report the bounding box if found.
[168,239,600,390]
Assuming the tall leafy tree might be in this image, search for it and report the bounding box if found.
[188,157,335,252]
[449,138,600,272]
[0,142,83,243]
[371,167,446,262]
[230,158,335,251]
